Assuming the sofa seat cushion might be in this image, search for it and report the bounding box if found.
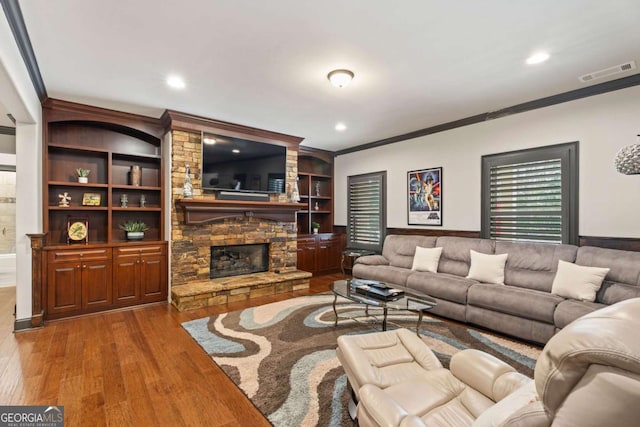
[554,299,606,329]
[352,264,413,286]
[336,329,443,398]
[406,271,476,304]
[468,284,564,324]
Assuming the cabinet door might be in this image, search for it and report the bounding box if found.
[140,254,167,301]
[112,255,141,304]
[81,260,113,310]
[47,261,82,316]
[317,237,342,273]
[297,239,316,273]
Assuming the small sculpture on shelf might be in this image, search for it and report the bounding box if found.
[58,192,71,207]
[290,176,301,202]
[120,194,128,208]
[314,201,319,211]
[140,194,146,208]
[315,181,321,196]
[76,168,90,184]
[183,165,193,198]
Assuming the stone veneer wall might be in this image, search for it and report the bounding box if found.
[170,130,299,287]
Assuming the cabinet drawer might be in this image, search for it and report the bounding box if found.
[115,245,165,258]
[48,248,112,263]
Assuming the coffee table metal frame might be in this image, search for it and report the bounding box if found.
[330,279,437,335]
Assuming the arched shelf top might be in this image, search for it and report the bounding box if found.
[51,120,161,146]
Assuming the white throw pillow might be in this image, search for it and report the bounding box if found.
[411,246,443,273]
[466,250,508,285]
[551,260,610,302]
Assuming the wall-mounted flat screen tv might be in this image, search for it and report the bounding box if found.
[201,134,287,194]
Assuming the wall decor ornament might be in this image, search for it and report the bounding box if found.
[130,165,142,186]
[407,167,443,226]
[615,135,640,175]
[183,165,193,198]
[58,192,71,207]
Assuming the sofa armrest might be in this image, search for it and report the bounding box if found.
[354,254,389,266]
[359,384,417,427]
[451,349,528,402]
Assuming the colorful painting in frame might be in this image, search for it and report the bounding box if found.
[408,167,442,226]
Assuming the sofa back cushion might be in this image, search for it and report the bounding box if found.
[495,241,578,292]
[577,246,640,305]
[435,237,494,276]
[382,235,438,269]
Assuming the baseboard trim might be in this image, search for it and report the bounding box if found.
[14,317,35,332]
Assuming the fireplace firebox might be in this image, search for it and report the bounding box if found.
[210,243,269,279]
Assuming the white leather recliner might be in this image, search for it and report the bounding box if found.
[336,297,640,427]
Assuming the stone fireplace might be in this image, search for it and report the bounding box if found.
[168,128,311,311]
[210,243,269,279]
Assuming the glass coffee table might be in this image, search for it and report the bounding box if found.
[330,279,437,335]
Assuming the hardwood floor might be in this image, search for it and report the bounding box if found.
[0,274,342,426]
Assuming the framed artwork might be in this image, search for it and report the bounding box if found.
[82,192,102,206]
[407,167,442,226]
[67,216,89,244]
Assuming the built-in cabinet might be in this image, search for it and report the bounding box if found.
[297,234,344,275]
[296,147,344,274]
[39,99,168,320]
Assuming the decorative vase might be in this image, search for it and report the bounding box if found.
[130,165,142,186]
[126,231,144,241]
[78,177,88,184]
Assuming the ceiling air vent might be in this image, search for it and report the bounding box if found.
[579,61,636,83]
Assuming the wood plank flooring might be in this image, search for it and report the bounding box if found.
[0,274,341,426]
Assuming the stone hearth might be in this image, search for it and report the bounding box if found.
[171,270,311,311]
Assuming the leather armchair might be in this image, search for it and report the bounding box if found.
[337,298,640,427]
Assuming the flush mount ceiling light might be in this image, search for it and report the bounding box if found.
[526,52,550,65]
[166,75,186,89]
[335,122,347,132]
[327,69,354,87]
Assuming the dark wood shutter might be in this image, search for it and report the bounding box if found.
[347,171,386,252]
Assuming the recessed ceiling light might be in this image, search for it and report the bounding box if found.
[335,123,347,132]
[327,69,354,88]
[203,137,216,145]
[166,75,186,89]
[526,52,550,65]
[232,149,240,153]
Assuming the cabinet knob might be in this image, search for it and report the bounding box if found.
[83,265,87,268]
[77,265,81,269]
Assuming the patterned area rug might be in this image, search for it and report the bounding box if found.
[182,294,541,427]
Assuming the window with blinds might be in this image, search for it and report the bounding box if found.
[347,171,386,252]
[481,142,578,245]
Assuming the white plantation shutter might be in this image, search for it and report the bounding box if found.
[347,172,386,252]
[482,143,578,245]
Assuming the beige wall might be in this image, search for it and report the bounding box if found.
[334,85,640,238]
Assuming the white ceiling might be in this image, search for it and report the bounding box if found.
[18,0,640,151]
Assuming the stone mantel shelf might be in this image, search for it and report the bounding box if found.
[175,198,306,224]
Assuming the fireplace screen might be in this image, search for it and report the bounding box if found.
[210,243,269,279]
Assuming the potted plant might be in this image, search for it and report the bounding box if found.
[76,168,90,183]
[311,221,320,234]
[119,220,149,241]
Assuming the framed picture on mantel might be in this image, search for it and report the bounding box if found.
[407,167,442,226]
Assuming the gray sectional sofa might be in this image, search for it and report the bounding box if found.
[352,235,640,344]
